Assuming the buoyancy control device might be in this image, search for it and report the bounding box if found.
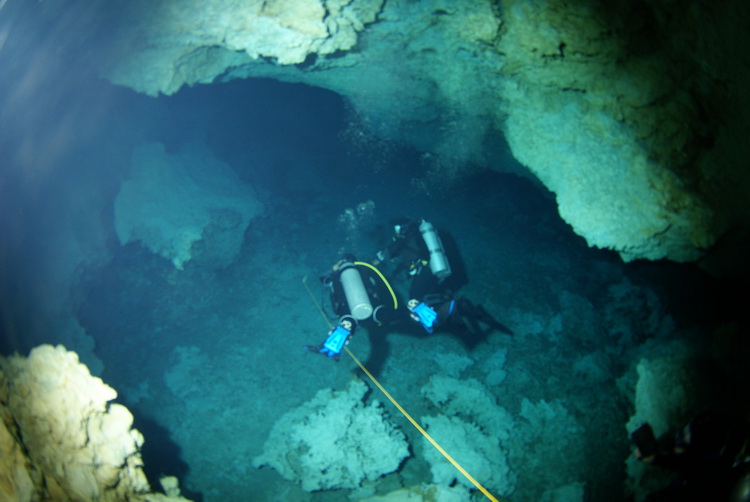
[419,219,452,280]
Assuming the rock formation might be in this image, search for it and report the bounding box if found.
[101,0,750,267]
[114,142,264,270]
[253,378,410,492]
[0,344,191,502]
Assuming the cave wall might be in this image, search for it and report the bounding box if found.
[0,345,191,501]
[102,0,750,266]
[497,0,750,265]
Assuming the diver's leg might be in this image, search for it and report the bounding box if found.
[458,297,513,335]
[452,298,484,336]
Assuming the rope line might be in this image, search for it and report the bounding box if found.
[303,275,335,329]
[302,276,502,502]
[343,346,500,502]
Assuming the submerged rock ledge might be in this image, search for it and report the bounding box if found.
[104,0,750,268]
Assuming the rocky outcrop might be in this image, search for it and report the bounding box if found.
[114,142,263,270]
[0,344,191,502]
[102,0,750,267]
[105,0,385,96]
[252,378,410,492]
[622,343,712,500]
[497,0,750,263]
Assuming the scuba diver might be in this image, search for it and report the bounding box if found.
[304,254,400,361]
[406,294,511,337]
[631,411,750,502]
[375,218,452,300]
[377,218,511,338]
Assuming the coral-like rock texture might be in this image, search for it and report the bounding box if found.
[0,344,190,502]
[106,0,385,96]
[103,0,750,266]
[420,375,517,497]
[253,378,410,492]
[497,0,729,262]
[114,142,263,270]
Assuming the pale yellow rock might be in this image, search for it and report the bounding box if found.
[107,0,384,94]
[101,0,750,266]
[0,414,35,502]
[0,345,193,502]
[261,0,327,37]
[160,476,181,498]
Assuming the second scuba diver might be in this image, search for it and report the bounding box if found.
[378,218,511,337]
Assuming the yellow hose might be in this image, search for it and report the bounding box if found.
[301,276,503,502]
[354,261,398,310]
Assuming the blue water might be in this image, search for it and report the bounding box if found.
[0,3,736,502]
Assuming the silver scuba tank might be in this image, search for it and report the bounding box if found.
[339,263,373,320]
[419,220,452,280]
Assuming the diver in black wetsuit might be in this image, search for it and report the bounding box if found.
[304,254,400,360]
[405,294,510,337]
[375,218,446,300]
[376,218,512,338]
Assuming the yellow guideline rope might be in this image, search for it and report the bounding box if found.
[353,261,398,310]
[302,275,335,330]
[302,276,502,502]
[343,346,500,502]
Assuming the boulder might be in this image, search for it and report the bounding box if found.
[253,379,410,492]
[114,142,263,270]
[0,344,191,502]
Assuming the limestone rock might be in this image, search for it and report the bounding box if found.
[101,0,750,266]
[253,378,410,492]
[0,344,191,502]
[420,375,516,496]
[114,142,263,270]
[622,344,711,500]
[420,375,587,499]
[0,414,35,502]
[421,414,510,495]
[503,89,711,261]
[497,0,720,262]
[105,0,385,96]
[358,484,469,502]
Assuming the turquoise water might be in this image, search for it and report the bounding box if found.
[0,2,734,501]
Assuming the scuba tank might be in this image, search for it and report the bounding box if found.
[419,219,452,280]
[339,262,373,320]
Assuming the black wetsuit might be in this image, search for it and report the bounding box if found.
[382,221,439,300]
[323,260,401,326]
